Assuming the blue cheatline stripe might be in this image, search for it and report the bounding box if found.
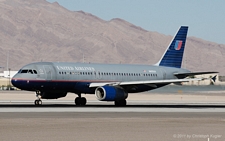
[159,26,188,68]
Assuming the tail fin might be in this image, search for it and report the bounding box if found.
[155,26,188,68]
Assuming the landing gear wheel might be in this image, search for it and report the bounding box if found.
[34,99,42,105]
[35,91,42,105]
[75,97,87,106]
[115,99,127,106]
[80,97,87,105]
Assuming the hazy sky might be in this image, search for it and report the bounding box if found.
[47,0,225,44]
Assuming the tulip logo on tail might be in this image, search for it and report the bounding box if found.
[174,40,182,50]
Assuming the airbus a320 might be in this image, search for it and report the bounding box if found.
[11,26,217,106]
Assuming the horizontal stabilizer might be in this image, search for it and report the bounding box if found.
[174,72,218,79]
[211,75,217,82]
[202,75,217,83]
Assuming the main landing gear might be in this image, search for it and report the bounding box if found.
[75,93,87,106]
[34,91,42,105]
[114,99,127,106]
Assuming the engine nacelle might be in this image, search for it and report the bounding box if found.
[95,86,128,101]
[40,91,67,99]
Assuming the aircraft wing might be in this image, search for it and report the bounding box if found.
[174,72,218,79]
[89,78,202,88]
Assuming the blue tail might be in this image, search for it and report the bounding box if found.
[156,26,188,68]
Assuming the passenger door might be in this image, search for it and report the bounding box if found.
[44,65,53,80]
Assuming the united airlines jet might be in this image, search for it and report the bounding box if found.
[11,26,217,106]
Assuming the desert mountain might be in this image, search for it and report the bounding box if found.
[0,0,224,75]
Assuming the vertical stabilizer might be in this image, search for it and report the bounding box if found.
[155,26,188,68]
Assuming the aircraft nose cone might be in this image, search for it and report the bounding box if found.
[11,76,19,88]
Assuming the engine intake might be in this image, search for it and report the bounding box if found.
[95,86,128,101]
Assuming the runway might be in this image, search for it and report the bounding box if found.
[1,89,225,112]
[0,100,225,113]
[0,89,225,141]
[0,112,224,141]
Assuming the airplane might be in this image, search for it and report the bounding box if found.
[11,26,217,106]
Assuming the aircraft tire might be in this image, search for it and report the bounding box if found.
[34,100,38,105]
[34,99,42,105]
[75,97,87,106]
[75,97,80,105]
[115,99,126,106]
[80,97,87,105]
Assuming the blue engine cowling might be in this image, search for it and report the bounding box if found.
[95,86,128,101]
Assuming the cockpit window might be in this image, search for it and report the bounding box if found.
[21,70,28,73]
[33,70,37,74]
[28,70,33,74]
[20,69,38,74]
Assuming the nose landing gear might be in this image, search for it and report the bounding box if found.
[34,99,42,105]
[34,91,42,105]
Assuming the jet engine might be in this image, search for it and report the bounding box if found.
[40,91,67,99]
[95,86,128,101]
